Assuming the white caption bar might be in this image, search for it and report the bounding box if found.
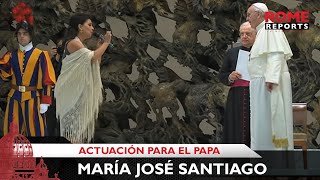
[30,144,261,158]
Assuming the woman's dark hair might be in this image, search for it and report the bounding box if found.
[68,14,91,36]
[62,14,91,51]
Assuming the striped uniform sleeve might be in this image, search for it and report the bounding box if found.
[39,51,56,105]
[0,52,12,81]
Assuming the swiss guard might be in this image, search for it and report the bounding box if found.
[0,2,56,136]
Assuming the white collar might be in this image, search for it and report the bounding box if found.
[19,42,33,52]
[256,20,265,32]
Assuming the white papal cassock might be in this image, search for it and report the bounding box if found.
[248,21,294,150]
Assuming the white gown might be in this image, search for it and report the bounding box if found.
[248,21,294,150]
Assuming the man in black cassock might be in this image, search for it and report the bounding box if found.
[218,22,256,146]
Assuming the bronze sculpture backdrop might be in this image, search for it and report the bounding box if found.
[0,0,319,147]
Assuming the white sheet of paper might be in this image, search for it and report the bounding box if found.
[235,50,251,81]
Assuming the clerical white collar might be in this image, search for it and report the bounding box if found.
[19,42,33,52]
[256,20,267,32]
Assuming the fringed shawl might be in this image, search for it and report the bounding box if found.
[55,48,103,143]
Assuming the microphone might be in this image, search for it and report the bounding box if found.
[93,32,115,49]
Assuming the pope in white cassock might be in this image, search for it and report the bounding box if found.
[246,3,294,150]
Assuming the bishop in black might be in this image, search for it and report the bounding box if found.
[218,22,256,146]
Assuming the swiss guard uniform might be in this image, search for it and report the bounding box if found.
[0,44,56,136]
[0,3,56,136]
